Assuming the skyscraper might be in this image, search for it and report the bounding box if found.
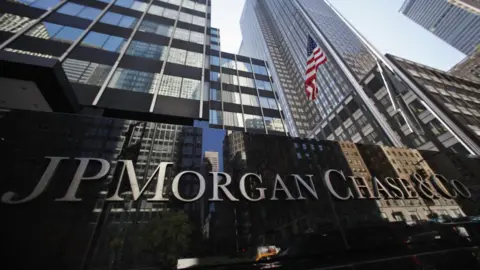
[204,150,219,171]
[399,0,480,55]
[2,1,480,269]
[239,0,480,155]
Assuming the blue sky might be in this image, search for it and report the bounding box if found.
[211,0,466,71]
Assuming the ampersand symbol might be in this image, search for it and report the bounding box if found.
[411,173,437,199]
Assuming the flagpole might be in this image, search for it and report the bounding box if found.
[293,0,404,148]
[323,0,480,155]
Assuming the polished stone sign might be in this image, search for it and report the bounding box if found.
[2,157,471,205]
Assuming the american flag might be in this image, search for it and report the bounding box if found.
[305,35,327,100]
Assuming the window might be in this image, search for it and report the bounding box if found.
[364,131,377,143]
[256,80,272,91]
[139,20,172,36]
[78,7,102,20]
[222,91,241,104]
[224,112,244,127]
[393,113,407,126]
[147,5,164,16]
[244,114,264,130]
[210,71,220,82]
[131,1,148,12]
[210,88,221,101]
[109,68,160,93]
[221,74,238,85]
[265,117,284,132]
[428,119,448,135]
[29,0,62,10]
[163,9,178,20]
[27,23,83,43]
[101,12,137,28]
[186,51,203,68]
[158,75,182,97]
[194,2,207,12]
[392,212,404,222]
[167,47,187,65]
[63,58,112,86]
[409,99,426,114]
[189,32,204,44]
[173,28,189,41]
[57,3,84,16]
[267,98,278,110]
[238,76,255,88]
[182,0,195,9]
[210,28,219,35]
[211,44,220,51]
[181,78,201,100]
[179,12,193,23]
[82,32,126,52]
[237,61,252,72]
[259,97,269,108]
[209,110,222,125]
[126,40,165,60]
[241,93,259,107]
[210,56,220,66]
[192,16,206,26]
[253,64,268,75]
[221,58,236,69]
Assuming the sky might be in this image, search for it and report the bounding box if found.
[211,0,246,54]
[211,0,466,71]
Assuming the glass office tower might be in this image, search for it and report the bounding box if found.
[239,0,381,139]
[239,0,480,155]
[0,0,286,136]
[400,0,480,55]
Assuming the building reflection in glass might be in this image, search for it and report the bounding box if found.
[1,111,480,269]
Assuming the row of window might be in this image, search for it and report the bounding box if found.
[10,0,62,10]
[209,110,285,132]
[15,0,207,13]
[63,58,202,100]
[210,89,279,109]
[145,3,206,26]
[139,20,205,44]
[54,2,207,43]
[24,21,205,67]
[210,72,273,90]
[210,56,269,75]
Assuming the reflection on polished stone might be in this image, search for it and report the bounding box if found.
[1,110,480,270]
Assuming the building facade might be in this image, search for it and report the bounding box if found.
[217,132,474,259]
[1,1,480,269]
[450,49,480,83]
[239,0,480,156]
[209,36,287,136]
[400,0,480,55]
[0,0,287,136]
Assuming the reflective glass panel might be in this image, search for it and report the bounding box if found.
[181,78,201,100]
